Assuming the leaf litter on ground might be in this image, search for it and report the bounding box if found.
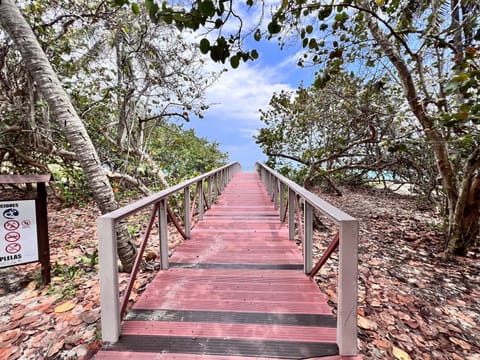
[310,185,480,359]
[0,186,479,359]
[0,197,183,359]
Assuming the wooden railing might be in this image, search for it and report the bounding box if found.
[256,162,359,356]
[98,162,241,343]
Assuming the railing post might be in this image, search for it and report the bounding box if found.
[98,217,120,343]
[198,180,204,221]
[268,173,274,200]
[303,201,313,274]
[337,219,359,356]
[274,179,280,209]
[218,171,223,194]
[207,176,212,208]
[288,188,295,240]
[159,198,169,269]
[184,187,191,239]
[279,182,285,221]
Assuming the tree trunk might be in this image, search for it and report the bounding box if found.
[447,205,480,256]
[445,151,480,257]
[360,0,480,257]
[0,0,137,271]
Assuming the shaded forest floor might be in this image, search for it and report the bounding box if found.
[313,186,480,360]
[0,186,479,359]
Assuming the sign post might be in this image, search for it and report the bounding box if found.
[0,175,51,285]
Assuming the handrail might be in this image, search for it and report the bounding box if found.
[255,162,359,357]
[98,162,241,343]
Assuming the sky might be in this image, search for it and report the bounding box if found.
[183,6,316,172]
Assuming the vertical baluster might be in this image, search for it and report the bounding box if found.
[98,217,120,342]
[337,220,359,355]
[279,182,285,221]
[303,201,313,274]
[159,198,169,270]
[288,188,295,240]
[198,180,204,221]
[184,186,191,239]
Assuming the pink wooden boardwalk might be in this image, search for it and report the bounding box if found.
[96,172,352,359]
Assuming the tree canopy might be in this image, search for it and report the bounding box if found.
[0,0,227,196]
[133,0,479,257]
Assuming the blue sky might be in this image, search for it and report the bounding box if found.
[184,14,316,171]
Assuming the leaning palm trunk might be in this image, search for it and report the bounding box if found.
[0,0,136,271]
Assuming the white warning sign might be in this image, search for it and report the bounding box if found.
[0,200,38,267]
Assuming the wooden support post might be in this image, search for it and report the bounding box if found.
[198,180,204,221]
[279,182,285,221]
[303,201,313,274]
[159,199,169,270]
[273,179,279,209]
[268,173,274,201]
[184,187,191,239]
[288,188,295,240]
[36,182,50,285]
[207,176,212,208]
[98,217,120,343]
[215,172,220,196]
[337,220,359,356]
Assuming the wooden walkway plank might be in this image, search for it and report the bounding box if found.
[96,172,348,359]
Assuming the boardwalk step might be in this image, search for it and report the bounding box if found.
[96,172,340,359]
[102,336,338,359]
[169,262,304,270]
[124,309,336,327]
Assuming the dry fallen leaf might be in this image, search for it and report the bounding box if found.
[47,338,65,358]
[0,329,20,344]
[80,311,100,324]
[392,345,411,360]
[372,338,392,350]
[449,337,472,351]
[54,300,76,313]
[0,346,19,360]
[358,316,378,330]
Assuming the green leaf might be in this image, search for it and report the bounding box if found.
[230,55,240,69]
[268,21,282,35]
[318,6,332,20]
[214,19,223,28]
[306,25,313,34]
[251,49,259,59]
[254,28,262,41]
[453,111,469,121]
[452,73,470,83]
[131,2,139,14]
[308,38,318,49]
[334,12,349,22]
[113,0,129,7]
[199,0,215,17]
[199,38,210,54]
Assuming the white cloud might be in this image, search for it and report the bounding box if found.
[204,61,293,128]
[181,5,316,167]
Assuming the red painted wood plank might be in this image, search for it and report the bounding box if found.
[133,298,332,314]
[96,352,285,360]
[121,321,336,342]
[97,171,346,358]
[137,282,318,294]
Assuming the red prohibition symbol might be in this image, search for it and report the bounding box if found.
[4,232,20,242]
[3,220,20,231]
[5,242,21,254]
